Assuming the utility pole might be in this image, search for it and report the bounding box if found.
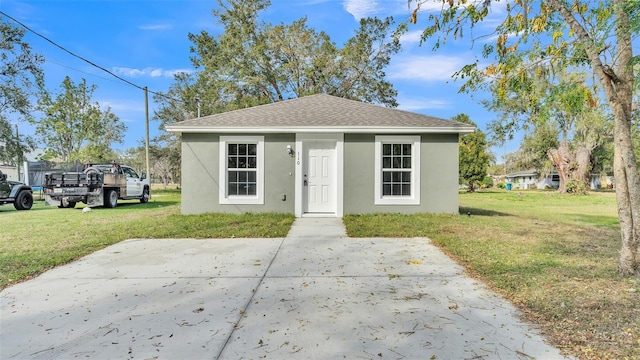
[15,124,21,182]
[144,86,150,188]
[196,97,201,118]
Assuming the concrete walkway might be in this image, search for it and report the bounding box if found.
[1,218,571,359]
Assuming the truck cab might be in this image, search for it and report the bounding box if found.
[121,165,147,199]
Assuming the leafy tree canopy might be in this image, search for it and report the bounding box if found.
[403,0,640,275]
[455,113,491,192]
[155,0,401,131]
[0,16,44,164]
[34,76,126,163]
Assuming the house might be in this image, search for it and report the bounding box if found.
[166,94,474,217]
[505,169,559,189]
[505,169,613,190]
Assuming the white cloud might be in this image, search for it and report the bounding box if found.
[138,23,173,31]
[389,55,466,82]
[397,97,451,111]
[399,30,423,45]
[112,67,192,79]
[343,0,379,20]
[99,99,143,115]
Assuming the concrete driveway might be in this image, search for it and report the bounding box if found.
[1,218,571,359]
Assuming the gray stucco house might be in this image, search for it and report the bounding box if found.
[166,94,474,217]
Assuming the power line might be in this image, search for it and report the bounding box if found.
[0,10,188,106]
[46,59,125,85]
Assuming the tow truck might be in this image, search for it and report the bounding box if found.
[44,163,149,208]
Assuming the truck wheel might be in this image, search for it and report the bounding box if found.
[140,187,150,203]
[58,199,76,208]
[14,191,33,210]
[104,189,118,208]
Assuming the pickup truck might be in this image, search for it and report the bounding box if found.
[0,170,33,210]
[44,163,150,208]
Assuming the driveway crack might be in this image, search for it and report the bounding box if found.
[214,237,286,360]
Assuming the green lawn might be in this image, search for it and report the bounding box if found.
[345,190,638,360]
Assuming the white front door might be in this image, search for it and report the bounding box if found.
[304,141,336,214]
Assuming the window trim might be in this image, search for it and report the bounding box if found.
[374,135,420,205]
[219,136,264,205]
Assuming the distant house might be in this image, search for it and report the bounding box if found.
[167,94,474,217]
[505,169,613,190]
[590,174,614,189]
[0,147,48,185]
[0,164,18,181]
[505,169,559,189]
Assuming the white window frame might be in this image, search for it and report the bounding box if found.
[374,135,421,205]
[219,136,264,205]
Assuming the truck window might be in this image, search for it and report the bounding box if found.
[123,167,139,179]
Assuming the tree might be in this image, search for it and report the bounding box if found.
[153,0,402,186]
[485,66,609,193]
[160,0,400,120]
[119,141,179,186]
[151,73,198,185]
[0,16,44,164]
[406,0,640,275]
[34,76,126,163]
[509,122,559,174]
[190,0,400,106]
[455,114,491,192]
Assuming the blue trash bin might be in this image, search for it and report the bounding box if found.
[506,183,512,191]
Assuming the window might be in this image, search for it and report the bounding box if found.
[227,143,257,196]
[382,143,412,196]
[219,136,264,205]
[374,136,420,205]
[122,166,139,179]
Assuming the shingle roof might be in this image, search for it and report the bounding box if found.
[166,94,475,134]
[505,169,540,177]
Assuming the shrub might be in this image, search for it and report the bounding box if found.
[566,178,589,194]
[481,176,494,188]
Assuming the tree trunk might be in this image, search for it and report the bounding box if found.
[549,0,640,276]
[547,143,571,193]
[612,104,640,276]
[547,141,590,194]
[574,147,592,188]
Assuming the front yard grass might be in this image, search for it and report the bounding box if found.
[344,190,639,360]
[0,189,294,289]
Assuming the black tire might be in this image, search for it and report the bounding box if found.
[58,198,76,208]
[104,189,118,208]
[140,187,150,203]
[14,191,33,210]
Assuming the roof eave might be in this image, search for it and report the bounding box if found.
[166,126,475,134]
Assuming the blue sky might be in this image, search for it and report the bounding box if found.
[1,0,517,160]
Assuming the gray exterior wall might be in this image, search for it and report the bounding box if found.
[180,133,295,214]
[180,132,459,215]
[343,133,460,214]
